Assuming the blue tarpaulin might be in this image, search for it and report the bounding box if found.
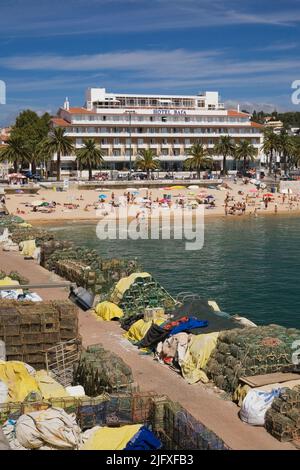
[124,426,162,450]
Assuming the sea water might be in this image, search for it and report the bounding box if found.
[48,215,300,329]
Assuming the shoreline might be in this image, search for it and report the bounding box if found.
[29,209,300,227]
[4,182,300,227]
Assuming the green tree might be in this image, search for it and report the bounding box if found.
[11,110,51,174]
[277,131,296,175]
[235,140,257,172]
[184,142,212,178]
[135,149,160,178]
[262,129,279,175]
[40,127,74,181]
[0,136,30,172]
[214,135,236,175]
[75,139,104,181]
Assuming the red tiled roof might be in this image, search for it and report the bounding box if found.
[228,109,250,117]
[51,117,71,127]
[67,107,96,115]
[250,121,263,128]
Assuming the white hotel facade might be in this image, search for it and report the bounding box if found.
[52,87,263,173]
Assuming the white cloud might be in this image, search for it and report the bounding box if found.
[1,49,299,83]
[1,0,300,38]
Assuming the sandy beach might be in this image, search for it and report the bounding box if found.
[4,181,300,225]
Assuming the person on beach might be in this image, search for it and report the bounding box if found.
[275,203,278,214]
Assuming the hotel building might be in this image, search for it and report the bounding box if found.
[52,88,263,174]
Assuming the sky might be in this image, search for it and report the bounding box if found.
[0,0,300,125]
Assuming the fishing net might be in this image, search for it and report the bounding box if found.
[205,325,300,394]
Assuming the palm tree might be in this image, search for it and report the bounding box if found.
[0,136,30,172]
[135,149,160,178]
[262,129,279,175]
[40,127,74,181]
[235,140,257,172]
[214,135,236,175]
[75,139,104,181]
[277,131,295,175]
[184,142,212,178]
[291,140,300,168]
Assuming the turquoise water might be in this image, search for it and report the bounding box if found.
[48,215,300,329]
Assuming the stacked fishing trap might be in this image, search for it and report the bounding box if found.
[205,325,300,394]
[0,300,80,369]
[73,344,134,394]
[265,386,300,442]
[9,227,53,246]
[118,275,176,328]
[40,241,139,294]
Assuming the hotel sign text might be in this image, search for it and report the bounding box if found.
[153,109,187,115]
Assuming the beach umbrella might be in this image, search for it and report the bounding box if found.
[170,185,185,190]
[133,191,139,195]
[138,187,149,191]
[98,194,107,199]
[280,188,292,194]
[206,195,214,199]
[263,193,273,198]
[249,188,258,193]
[188,185,199,190]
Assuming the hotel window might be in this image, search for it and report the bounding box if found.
[173,149,180,156]
[161,128,167,134]
[150,139,156,144]
[162,139,168,145]
[101,139,107,145]
[100,128,107,133]
[150,116,154,121]
[138,128,143,133]
[113,138,120,145]
[185,139,190,145]
[76,138,82,145]
[138,138,144,145]
[113,149,121,156]
[126,138,131,145]
[102,116,106,121]
[185,117,190,122]
[173,139,179,144]
[161,149,168,156]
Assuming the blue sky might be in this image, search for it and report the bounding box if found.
[0,0,300,125]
